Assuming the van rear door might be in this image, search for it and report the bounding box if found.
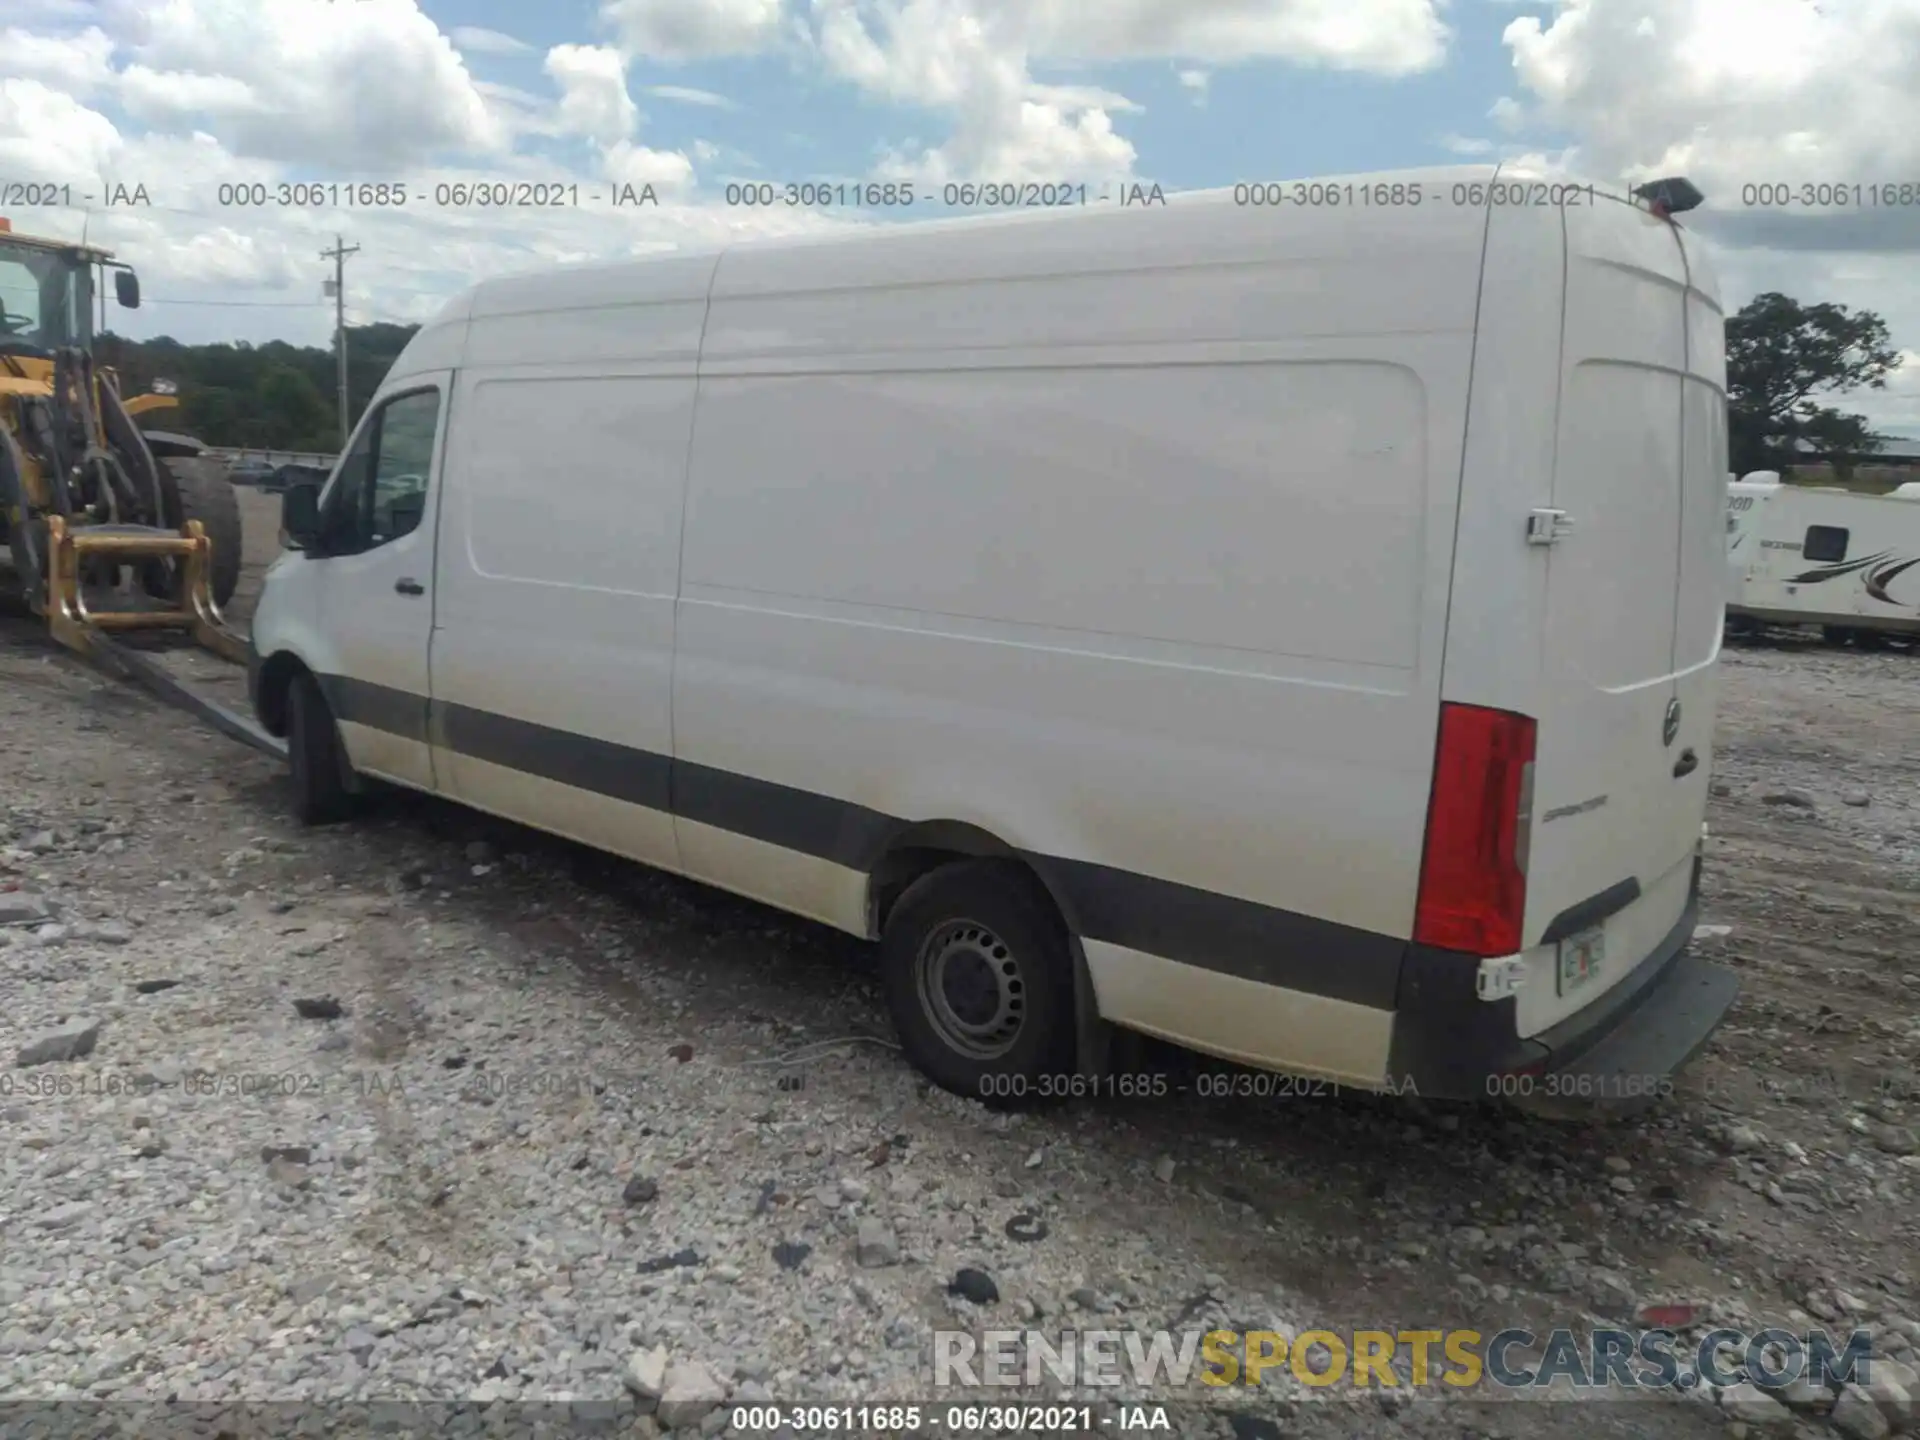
[1517,193,1725,1037]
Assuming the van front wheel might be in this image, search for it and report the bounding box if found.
[287,672,359,826]
[880,860,1076,1108]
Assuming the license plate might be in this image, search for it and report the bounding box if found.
[1557,925,1606,996]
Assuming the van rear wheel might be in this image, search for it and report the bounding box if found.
[287,672,360,826]
[879,860,1075,1108]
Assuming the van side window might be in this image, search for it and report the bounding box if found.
[1803,525,1849,563]
[319,388,441,554]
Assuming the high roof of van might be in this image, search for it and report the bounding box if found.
[387,162,1695,383]
[434,164,1628,318]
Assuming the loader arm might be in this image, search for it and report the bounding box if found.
[121,392,180,418]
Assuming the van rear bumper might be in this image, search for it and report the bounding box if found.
[1386,861,1739,1104]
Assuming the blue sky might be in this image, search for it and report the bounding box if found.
[440,0,1538,191]
[2,0,1916,434]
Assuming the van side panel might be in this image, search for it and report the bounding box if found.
[427,259,716,872]
[675,195,1488,1081]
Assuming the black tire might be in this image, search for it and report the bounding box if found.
[6,515,48,616]
[1822,626,1852,647]
[157,455,242,608]
[287,672,359,826]
[879,859,1077,1108]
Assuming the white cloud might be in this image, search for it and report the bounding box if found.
[0,25,116,95]
[1876,350,1920,438]
[97,0,507,169]
[116,65,255,122]
[808,0,1448,184]
[601,0,788,59]
[1019,0,1449,71]
[1176,68,1208,104]
[450,26,533,55]
[812,0,1135,182]
[1028,82,1141,113]
[604,138,697,190]
[1501,0,1920,199]
[1439,133,1494,155]
[646,84,739,108]
[0,77,122,183]
[1495,0,1920,431]
[545,43,639,148]
[540,46,697,194]
[8,0,100,18]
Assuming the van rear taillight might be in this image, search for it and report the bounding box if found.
[1413,704,1536,957]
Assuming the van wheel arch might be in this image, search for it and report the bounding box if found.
[255,651,313,738]
[866,822,1081,938]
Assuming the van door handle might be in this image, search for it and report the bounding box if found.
[1672,748,1698,778]
[394,578,425,596]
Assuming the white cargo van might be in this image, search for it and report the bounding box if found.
[247,164,1738,1108]
[1725,477,1920,644]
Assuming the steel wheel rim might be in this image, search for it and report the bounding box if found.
[915,918,1026,1060]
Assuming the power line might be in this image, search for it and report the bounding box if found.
[134,297,327,308]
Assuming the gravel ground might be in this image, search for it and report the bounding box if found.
[0,489,1915,1440]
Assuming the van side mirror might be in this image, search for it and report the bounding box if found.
[282,481,322,552]
[114,269,140,309]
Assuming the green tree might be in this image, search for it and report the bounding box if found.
[1727,293,1901,474]
[255,362,330,448]
[95,323,420,450]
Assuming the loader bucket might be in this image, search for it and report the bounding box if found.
[43,515,249,664]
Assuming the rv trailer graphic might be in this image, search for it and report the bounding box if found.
[1864,556,1920,604]
[1785,551,1920,607]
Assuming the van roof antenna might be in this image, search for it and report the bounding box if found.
[1630,177,1703,220]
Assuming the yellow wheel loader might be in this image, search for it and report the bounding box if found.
[0,216,244,663]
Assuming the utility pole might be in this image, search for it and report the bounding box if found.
[320,235,359,450]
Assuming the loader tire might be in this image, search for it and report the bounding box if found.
[157,455,242,609]
[287,672,359,827]
[5,516,48,617]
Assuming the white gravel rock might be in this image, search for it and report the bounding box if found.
[626,1345,669,1406]
[1834,1382,1895,1440]
[1864,1356,1917,1430]
[656,1358,728,1429]
[15,1020,104,1067]
[1719,1381,1794,1431]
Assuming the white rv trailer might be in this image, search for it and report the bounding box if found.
[1725,478,1920,643]
[245,164,1737,1109]
[1725,472,1780,601]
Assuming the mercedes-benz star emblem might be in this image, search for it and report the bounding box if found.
[1663,698,1682,748]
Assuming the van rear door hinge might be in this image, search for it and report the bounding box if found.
[1526,508,1574,546]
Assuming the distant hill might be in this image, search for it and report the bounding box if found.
[94,322,420,451]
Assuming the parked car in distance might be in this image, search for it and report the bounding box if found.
[263,463,331,495]
[227,458,275,486]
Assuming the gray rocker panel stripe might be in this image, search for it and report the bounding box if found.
[317,673,1409,1011]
